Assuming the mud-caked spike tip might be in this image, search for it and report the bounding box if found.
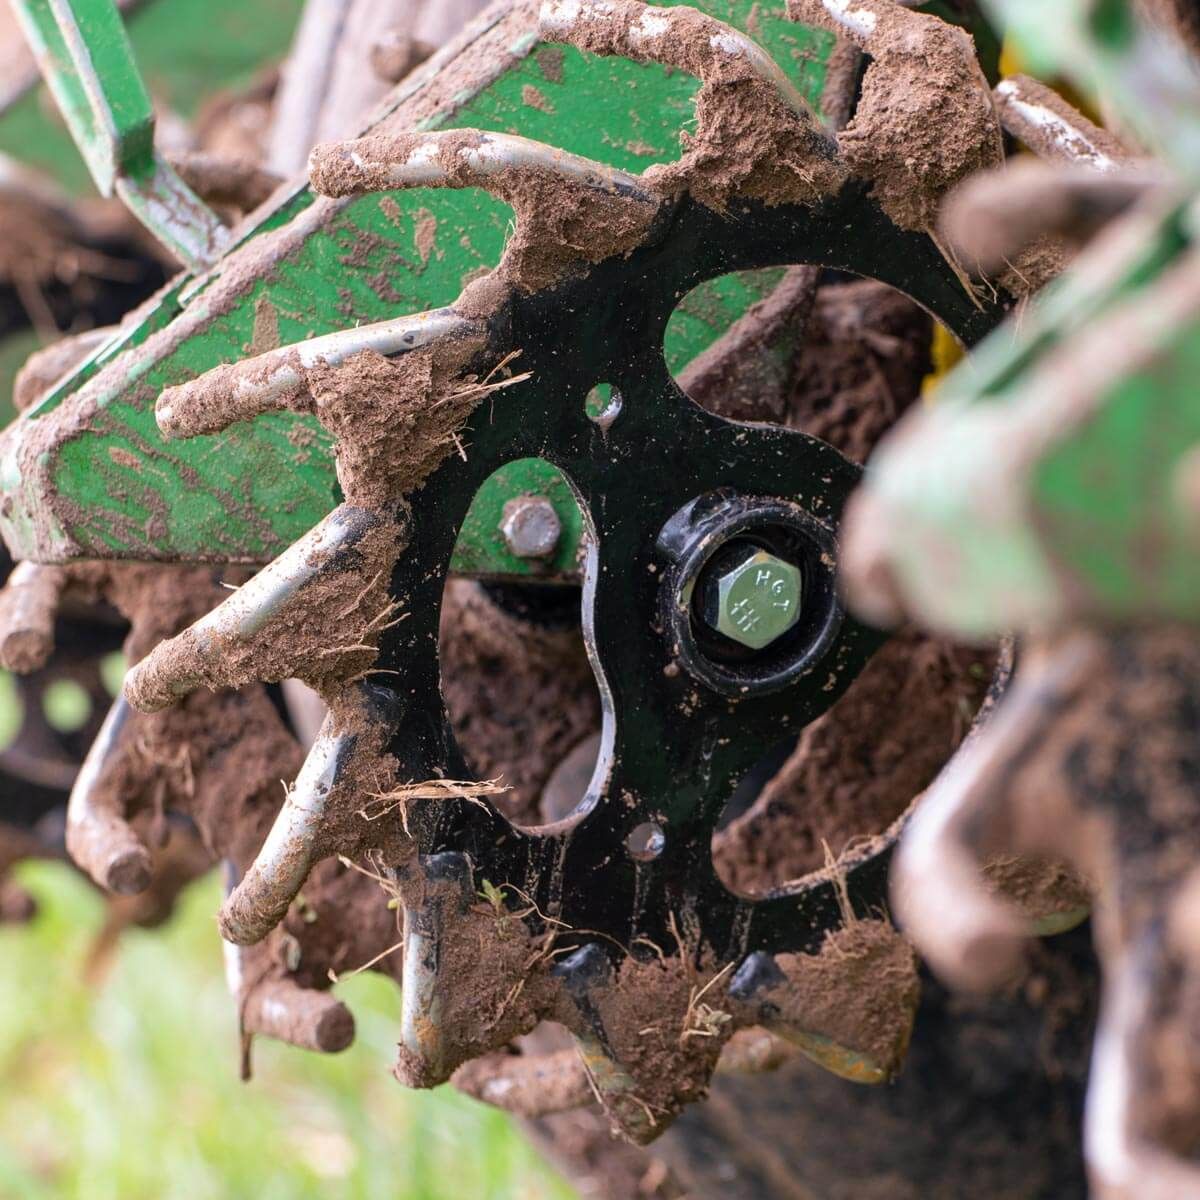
[309,129,658,207]
[892,635,1102,992]
[124,505,394,712]
[0,562,67,673]
[219,696,393,946]
[242,976,356,1053]
[65,697,153,895]
[157,309,479,440]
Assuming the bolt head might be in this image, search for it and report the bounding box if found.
[499,495,562,559]
[703,548,802,651]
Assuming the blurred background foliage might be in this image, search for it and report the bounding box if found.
[0,862,577,1200]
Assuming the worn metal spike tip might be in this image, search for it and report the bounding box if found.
[243,979,356,1053]
[157,309,479,440]
[219,718,355,946]
[124,505,388,712]
[0,563,66,673]
[66,698,153,895]
[309,130,656,208]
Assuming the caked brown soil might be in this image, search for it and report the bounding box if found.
[984,853,1092,925]
[589,953,732,1138]
[73,563,303,871]
[770,918,920,1074]
[993,75,1129,168]
[715,629,992,896]
[453,1047,592,1118]
[393,878,558,1090]
[790,0,1002,231]
[439,580,600,827]
[540,0,846,213]
[168,151,282,215]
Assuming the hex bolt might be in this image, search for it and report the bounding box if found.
[499,495,562,559]
[698,545,803,651]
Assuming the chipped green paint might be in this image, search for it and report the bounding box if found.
[3,1,836,568]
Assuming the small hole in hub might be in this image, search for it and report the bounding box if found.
[585,383,623,431]
[626,820,665,861]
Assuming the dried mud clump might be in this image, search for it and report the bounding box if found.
[541,0,846,212]
[589,952,733,1139]
[790,0,1002,230]
[311,130,660,294]
[440,581,600,828]
[83,564,304,865]
[304,339,490,507]
[769,918,920,1076]
[123,516,403,709]
[714,628,992,896]
[393,890,557,1089]
[984,854,1092,929]
[276,857,404,990]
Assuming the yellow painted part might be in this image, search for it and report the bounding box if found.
[1030,905,1091,937]
[783,1029,889,1085]
[999,38,1106,128]
[921,323,966,402]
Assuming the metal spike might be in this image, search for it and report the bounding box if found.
[219,685,397,945]
[552,943,658,1143]
[65,697,152,895]
[994,75,1129,171]
[451,1048,590,1117]
[157,308,482,438]
[124,505,391,712]
[397,852,475,1086]
[729,951,894,1084]
[309,129,659,208]
[538,0,819,126]
[243,977,356,1053]
[0,562,66,673]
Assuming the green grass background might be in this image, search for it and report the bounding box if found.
[0,862,578,1200]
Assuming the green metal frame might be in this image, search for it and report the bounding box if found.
[1,0,997,579]
[9,0,229,268]
[0,0,305,195]
[0,0,839,575]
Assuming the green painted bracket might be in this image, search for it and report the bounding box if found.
[859,192,1200,635]
[10,0,229,268]
[0,0,306,196]
[0,0,840,574]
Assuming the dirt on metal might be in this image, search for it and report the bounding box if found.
[790,0,1002,231]
[541,0,847,212]
[715,629,992,896]
[440,580,600,829]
